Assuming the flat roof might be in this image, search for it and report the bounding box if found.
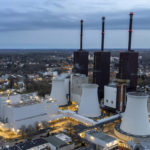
[4,139,47,150]
[86,130,116,143]
[128,92,148,97]
[44,136,67,148]
[3,146,20,150]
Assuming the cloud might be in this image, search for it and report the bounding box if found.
[0,0,150,31]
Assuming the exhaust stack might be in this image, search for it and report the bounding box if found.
[80,20,83,51]
[101,17,105,51]
[73,19,89,76]
[93,17,110,100]
[117,12,138,91]
[128,12,134,51]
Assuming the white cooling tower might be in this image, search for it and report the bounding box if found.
[50,79,67,106]
[120,92,150,136]
[78,84,101,118]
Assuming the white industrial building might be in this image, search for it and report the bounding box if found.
[78,84,101,118]
[104,83,127,112]
[104,85,117,109]
[45,133,75,150]
[0,94,59,130]
[85,130,117,150]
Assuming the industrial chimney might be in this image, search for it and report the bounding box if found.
[50,79,67,106]
[73,20,89,76]
[93,17,110,100]
[120,92,150,136]
[78,84,101,118]
[117,12,138,91]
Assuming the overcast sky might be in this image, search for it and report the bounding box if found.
[0,0,150,49]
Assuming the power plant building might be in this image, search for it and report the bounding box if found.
[93,52,110,99]
[0,94,59,130]
[104,84,126,112]
[118,51,138,91]
[73,51,89,76]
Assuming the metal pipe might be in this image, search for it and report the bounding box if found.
[101,17,105,51]
[128,12,134,51]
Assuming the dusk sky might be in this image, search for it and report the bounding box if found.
[0,0,150,49]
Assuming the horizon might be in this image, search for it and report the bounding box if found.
[0,0,150,49]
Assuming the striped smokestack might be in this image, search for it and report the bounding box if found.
[73,19,89,76]
[128,12,134,51]
[101,17,105,51]
[80,20,83,51]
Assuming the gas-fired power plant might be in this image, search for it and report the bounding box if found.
[117,13,138,91]
[93,17,110,100]
[78,84,101,118]
[73,20,89,76]
[50,78,67,106]
[1,12,150,150]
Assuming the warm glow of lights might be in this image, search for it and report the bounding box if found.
[7,90,10,93]
[35,96,39,101]
[19,100,23,104]
[38,123,42,127]
[6,99,11,104]
[90,136,95,141]
[12,128,15,132]
[0,91,3,94]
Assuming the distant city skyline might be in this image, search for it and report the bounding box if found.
[0,0,150,49]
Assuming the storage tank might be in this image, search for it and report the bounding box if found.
[78,84,101,118]
[120,92,150,136]
[50,79,67,106]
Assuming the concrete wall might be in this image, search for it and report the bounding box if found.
[104,86,117,109]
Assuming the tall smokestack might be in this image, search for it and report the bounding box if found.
[101,17,105,51]
[73,19,89,76]
[128,12,134,51]
[80,20,83,51]
[93,16,110,100]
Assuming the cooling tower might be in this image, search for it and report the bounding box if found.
[120,92,150,136]
[78,84,101,118]
[50,79,67,106]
